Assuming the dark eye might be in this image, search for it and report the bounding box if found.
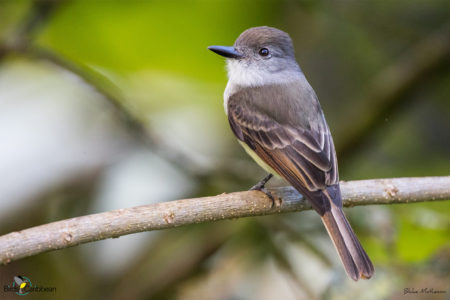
[259,48,269,56]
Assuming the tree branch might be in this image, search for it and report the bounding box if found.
[0,176,449,265]
[0,0,210,180]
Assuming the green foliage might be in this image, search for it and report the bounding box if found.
[395,202,450,263]
[37,0,281,82]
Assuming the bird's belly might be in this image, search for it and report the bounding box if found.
[238,141,279,176]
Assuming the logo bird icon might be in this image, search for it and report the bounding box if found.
[14,276,28,294]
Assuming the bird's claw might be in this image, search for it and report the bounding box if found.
[250,174,275,207]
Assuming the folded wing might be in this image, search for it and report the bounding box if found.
[227,89,339,214]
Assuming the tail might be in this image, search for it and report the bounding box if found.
[321,192,374,281]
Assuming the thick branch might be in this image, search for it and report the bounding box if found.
[0,176,449,265]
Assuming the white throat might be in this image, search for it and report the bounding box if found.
[223,59,303,114]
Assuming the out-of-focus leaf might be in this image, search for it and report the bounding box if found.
[36,0,282,82]
[396,205,450,263]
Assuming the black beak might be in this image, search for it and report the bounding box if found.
[208,45,242,59]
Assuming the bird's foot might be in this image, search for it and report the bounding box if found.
[250,174,275,207]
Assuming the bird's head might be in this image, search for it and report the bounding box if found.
[208,26,301,86]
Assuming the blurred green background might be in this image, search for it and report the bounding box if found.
[0,0,449,299]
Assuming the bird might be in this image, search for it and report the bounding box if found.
[14,275,28,294]
[208,26,374,281]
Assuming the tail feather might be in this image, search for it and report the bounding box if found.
[339,207,374,278]
[321,205,374,280]
[286,181,374,280]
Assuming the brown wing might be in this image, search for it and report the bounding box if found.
[227,89,339,214]
[227,83,374,280]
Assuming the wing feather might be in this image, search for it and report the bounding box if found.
[227,90,339,208]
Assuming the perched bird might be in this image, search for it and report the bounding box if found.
[208,26,374,280]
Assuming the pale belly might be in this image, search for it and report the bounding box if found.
[238,141,279,176]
